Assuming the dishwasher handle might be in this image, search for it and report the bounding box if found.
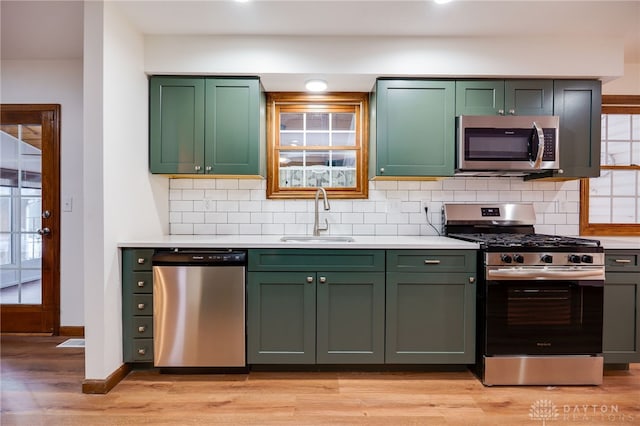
[152,249,247,266]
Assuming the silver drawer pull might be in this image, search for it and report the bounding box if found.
[137,348,146,355]
[319,276,327,284]
[137,280,145,287]
[138,326,146,333]
[137,303,146,310]
[137,258,145,264]
[306,276,314,283]
[614,259,632,264]
[424,260,441,264]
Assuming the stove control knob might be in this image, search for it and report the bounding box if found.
[513,254,525,264]
[541,254,553,264]
[501,254,512,263]
[568,254,582,264]
[581,255,594,264]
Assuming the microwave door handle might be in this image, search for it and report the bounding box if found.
[530,121,545,169]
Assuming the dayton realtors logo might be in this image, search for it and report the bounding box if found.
[530,400,560,425]
[529,399,635,424]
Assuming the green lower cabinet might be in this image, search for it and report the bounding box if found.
[385,272,476,364]
[247,272,316,364]
[603,251,640,364]
[247,270,385,364]
[316,272,385,364]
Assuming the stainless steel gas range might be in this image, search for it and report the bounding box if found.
[443,203,605,386]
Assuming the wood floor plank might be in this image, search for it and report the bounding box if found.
[2,335,639,425]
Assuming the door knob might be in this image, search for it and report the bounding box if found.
[37,227,51,236]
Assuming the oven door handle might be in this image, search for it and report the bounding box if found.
[487,267,605,280]
[530,121,545,169]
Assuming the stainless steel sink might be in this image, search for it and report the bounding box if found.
[280,236,355,243]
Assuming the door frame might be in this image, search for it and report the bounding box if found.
[1,104,61,334]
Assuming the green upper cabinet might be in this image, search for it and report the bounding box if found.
[149,76,264,176]
[149,77,205,174]
[552,80,602,178]
[455,80,553,116]
[371,79,456,178]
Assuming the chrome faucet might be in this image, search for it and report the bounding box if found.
[313,187,330,236]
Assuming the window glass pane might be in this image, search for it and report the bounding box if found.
[607,114,631,140]
[306,113,329,131]
[0,233,10,265]
[21,233,42,262]
[306,151,330,167]
[331,132,356,147]
[307,133,330,146]
[588,169,639,224]
[332,113,355,131]
[612,170,637,196]
[280,132,304,147]
[21,196,41,232]
[306,167,330,187]
[280,113,303,131]
[605,142,632,165]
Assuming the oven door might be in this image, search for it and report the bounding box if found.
[484,267,603,356]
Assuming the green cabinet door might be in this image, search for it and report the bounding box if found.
[247,272,316,364]
[373,79,455,177]
[204,78,262,175]
[456,80,553,116]
[505,80,553,116]
[553,80,602,178]
[455,80,505,116]
[603,251,640,364]
[316,272,385,364]
[386,271,476,364]
[149,77,205,174]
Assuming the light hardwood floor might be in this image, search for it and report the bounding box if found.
[1,335,639,425]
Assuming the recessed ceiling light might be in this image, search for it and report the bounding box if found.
[305,79,328,92]
[434,0,453,4]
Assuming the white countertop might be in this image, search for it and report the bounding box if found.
[591,236,640,250]
[118,235,480,250]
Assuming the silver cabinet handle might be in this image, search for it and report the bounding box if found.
[380,167,385,174]
[205,166,212,172]
[37,227,51,236]
[469,277,476,283]
[138,326,146,333]
[306,276,314,283]
[137,303,146,310]
[424,260,441,264]
[137,280,145,288]
[319,276,327,284]
[614,259,631,264]
[498,109,505,115]
[194,165,201,172]
[137,258,145,265]
[137,348,146,355]
[508,109,515,115]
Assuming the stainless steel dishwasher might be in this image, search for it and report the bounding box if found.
[152,249,246,368]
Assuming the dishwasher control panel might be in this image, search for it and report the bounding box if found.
[152,249,247,266]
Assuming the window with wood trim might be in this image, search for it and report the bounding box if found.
[580,95,640,236]
[266,93,369,199]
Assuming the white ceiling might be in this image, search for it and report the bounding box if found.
[2,1,639,65]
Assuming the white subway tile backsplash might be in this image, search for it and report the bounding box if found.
[168,177,587,237]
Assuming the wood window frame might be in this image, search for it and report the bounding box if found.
[266,92,369,199]
[580,95,640,236]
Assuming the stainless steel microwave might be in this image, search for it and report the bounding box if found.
[456,115,560,175]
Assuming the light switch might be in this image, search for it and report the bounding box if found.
[63,197,73,212]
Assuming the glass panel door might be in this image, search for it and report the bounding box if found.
[0,124,43,304]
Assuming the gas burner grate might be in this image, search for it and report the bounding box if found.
[448,233,601,248]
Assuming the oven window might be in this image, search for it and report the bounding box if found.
[507,287,571,326]
[465,129,531,161]
[485,280,603,355]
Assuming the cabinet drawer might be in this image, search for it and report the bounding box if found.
[387,250,476,273]
[124,271,153,294]
[123,249,154,272]
[606,251,640,272]
[132,317,153,338]
[131,294,153,316]
[130,338,154,362]
[249,249,385,272]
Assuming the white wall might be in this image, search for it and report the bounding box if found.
[0,59,85,327]
[83,0,168,380]
[144,34,625,91]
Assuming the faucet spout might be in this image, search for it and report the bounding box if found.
[313,187,330,236]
